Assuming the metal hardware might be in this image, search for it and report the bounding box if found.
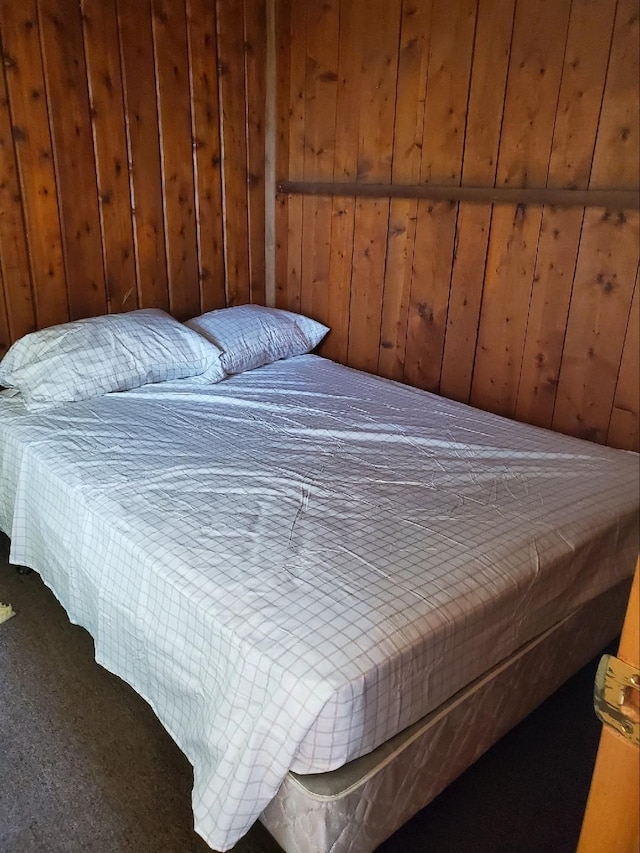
[594,654,640,746]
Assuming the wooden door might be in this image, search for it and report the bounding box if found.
[577,559,640,853]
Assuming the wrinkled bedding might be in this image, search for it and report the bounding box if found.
[0,355,637,850]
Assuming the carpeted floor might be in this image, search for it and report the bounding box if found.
[0,534,609,853]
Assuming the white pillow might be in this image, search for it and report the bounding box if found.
[0,308,225,410]
[185,305,329,375]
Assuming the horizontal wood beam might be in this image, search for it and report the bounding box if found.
[277,181,640,210]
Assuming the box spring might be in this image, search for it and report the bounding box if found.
[260,579,630,853]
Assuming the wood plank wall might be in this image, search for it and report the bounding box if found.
[0,0,638,454]
[0,0,265,354]
[275,0,640,452]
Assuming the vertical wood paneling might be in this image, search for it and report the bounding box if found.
[216,0,250,306]
[322,0,361,362]
[118,0,169,310]
[0,0,68,329]
[551,209,639,443]
[278,0,304,312]
[416,0,477,186]
[546,0,618,188]
[38,0,107,319]
[277,0,639,451]
[607,272,640,449]
[342,0,402,374]
[471,0,572,415]
[0,61,36,343]
[513,207,582,426]
[299,0,339,329]
[515,0,617,430]
[186,0,226,312]
[471,202,544,415]
[552,0,640,441]
[264,0,276,306]
[589,0,639,189]
[348,192,391,373]
[403,0,477,392]
[0,264,11,356]
[274,0,292,311]
[552,0,640,444]
[152,0,200,320]
[1,0,638,452]
[439,0,515,402]
[322,195,353,362]
[0,0,262,345]
[282,194,303,311]
[81,0,138,314]
[378,0,432,381]
[244,0,267,306]
[438,202,491,401]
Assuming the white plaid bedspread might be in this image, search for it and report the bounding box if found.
[0,355,638,850]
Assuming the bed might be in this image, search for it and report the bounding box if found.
[0,307,638,853]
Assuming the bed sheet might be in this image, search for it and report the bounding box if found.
[0,355,637,850]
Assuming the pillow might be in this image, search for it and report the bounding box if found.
[185,305,329,375]
[0,308,225,410]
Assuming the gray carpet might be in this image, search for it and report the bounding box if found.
[0,536,280,853]
[0,533,607,852]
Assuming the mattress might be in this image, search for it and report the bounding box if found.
[0,355,637,851]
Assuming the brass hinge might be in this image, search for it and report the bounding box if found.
[594,654,640,746]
